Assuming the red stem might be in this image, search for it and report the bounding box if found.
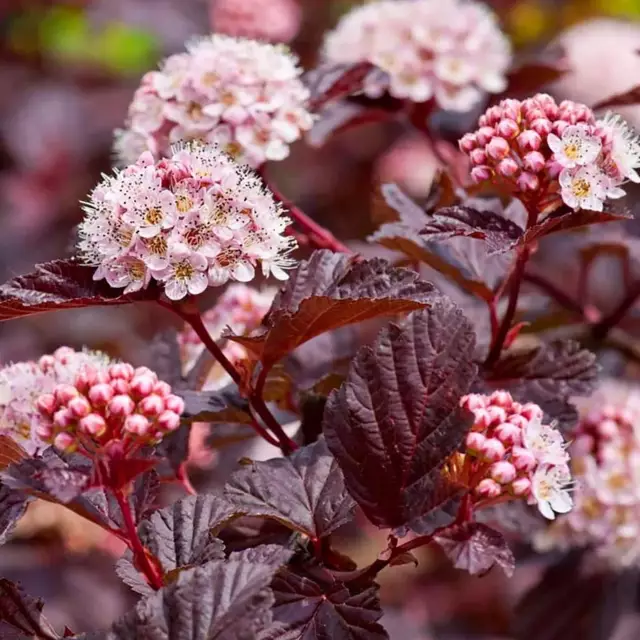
[170,303,297,455]
[522,272,585,319]
[591,279,640,341]
[114,488,164,590]
[259,169,352,254]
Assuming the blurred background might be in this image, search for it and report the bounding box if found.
[0,0,639,636]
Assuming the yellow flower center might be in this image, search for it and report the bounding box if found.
[174,261,194,281]
[564,142,580,160]
[176,195,193,213]
[129,260,146,279]
[572,178,591,198]
[146,235,167,256]
[145,207,163,225]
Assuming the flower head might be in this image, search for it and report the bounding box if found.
[455,390,572,520]
[0,348,110,454]
[35,361,185,454]
[79,143,296,301]
[322,0,511,111]
[460,93,638,212]
[115,35,313,168]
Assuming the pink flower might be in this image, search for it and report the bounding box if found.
[323,0,511,111]
[115,35,312,169]
[154,248,209,301]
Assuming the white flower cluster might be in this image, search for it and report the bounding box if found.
[79,144,296,301]
[322,0,511,111]
[115,35,314,168]
[0,347,109,454]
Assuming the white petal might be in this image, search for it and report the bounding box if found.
[547,134,562,154]
[164,279,188,301]
[232,262,255,282]
[550,491,573,514]
[208,266,229,286]
[269,263,290,281]
[537,500,555,521]
[188,272,209,295]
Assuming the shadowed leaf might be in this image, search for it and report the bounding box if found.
[0,579,59,640]
[179,386,252,425]
[305,62,375,111]
[0,485,29,546]
[593,85,640,110]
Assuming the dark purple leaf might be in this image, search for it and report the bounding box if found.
[138,495,238,574]
[484,340,598,400]
[475,501,546,536]
[305,62,375,111]
[0,437,29,471]
[593,85,640,110]
[514,551,636,640]
[225,439,356,540]
[323,300,477,531]
[0,485,29,546]
[262,565,388,640]
[0,579,59,640]
[503,49,570,97]
[434,522,515,577]
[0,259,159,322]
[420,205,524,254]
[228,251,437,373]
[397,489,462,537]
[35,468,90,503]
[179,387,252,424]
[146,330,183,389]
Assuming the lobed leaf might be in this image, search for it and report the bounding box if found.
[323,300,477,531]
[0,259,159,322]
[228,251,437,373]
[225,439,356,540]
[0,579,60,640]
[593,85,640,110]
[434,522,515,577]
[179,386,253,425]
[0,484,29,547]
[305,62,375,111]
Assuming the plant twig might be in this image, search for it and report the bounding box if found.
[523,271,585,319]
[591,279,640,341]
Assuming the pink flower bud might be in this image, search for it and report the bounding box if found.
[469,148,487,165]
[510,477,531,496]
[490,460,517,483]
[597,419,619,439]
[68,396,91,418]
[110,378,130,395]
[53,432,76,452]
[530,118,552,137]
[523,151,546,173]
[511,446,537,471]
[476,126,496,146]
[508,414,529,429]
[495,422,522,446]
[496,118,519,139]
[108,394,136,417]
[516,172,540,192]
[109,363,135,381]
[471,166,493,183]
[130,374,155,398]
[35,422,53,440]
[89,383,114,406]
[134,366,157,381]
[481,438,506,462]
[461,394,486,412]
[76,367,109,391]
[53,346,75,362]
[466,431,487,452]
[486,137,510,161]
[501,99,521,121]
[153,381,172,397]
[459,133,477,152]
[473,408,493,430]
[165,394,185,415]
[38,355,56,371]
[476,478,502,498]
[36,394,57,416]
[124,414,150,436]
[496,158,519,178]
[517,130,542,151]
[54,384,80,404]
[53,408,73,429]
[79,413,107,436]
[486,406,507,424]
[488,390,512,407]
[157,410,181,432]
[139,394,165,417]
[553,120,570,136]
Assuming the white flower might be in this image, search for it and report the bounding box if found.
[522,414,569,465]
[155,248,209,301]
[558,165,610,211]
[532,464,574,520]
[598,112,640,183]
[547,124,602,169]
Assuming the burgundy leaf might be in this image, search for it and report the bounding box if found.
[179,387,252,424]
[225,439,356,540]
[262,565,387,640]
[420,205,524,254]
[503,49,569,97]
[378,184,427,227]
[228,251,437,373]
[305,62,375,111]
[0,579,59,640]
[593,85,640,110]
[0,485,29,546]
[0,437,28,471]
[0,259,159,322]
[323,300,477,531]
[146,330,183,389]
[434,522,515,577]
[36,467,90,503]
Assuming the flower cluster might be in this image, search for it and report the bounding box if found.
[322,0,511,112]
[460,94,640,211]
[78,144,296,301]
[0,347,109,454]
[457,391,573,520]
[35,362,185,454]
[210,0,302,43]
[115,34,313,169]
[179,283,275,390]
[535,381,640,568]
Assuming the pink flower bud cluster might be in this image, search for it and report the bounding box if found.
[461,391,573,520]
[460,94,640,211]
[0,348,110,454]
[210,0,302,43]
[535,381,640,568]
[35,362,185,454]
[115,34,313,169]
[79,143,296,301]
[322,0,511,111]
[179,283,275,389]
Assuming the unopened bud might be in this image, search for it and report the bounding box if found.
[530,118,552,137]
[471,165,493,183]
[490,460,517,483]
[494,422,522,446]
[108,395,136,417]
[153,381,172,397]
[68,396,91,418]
[516,172,540,192]
[130,374,155,398]
[517,129,542,151]
[89,383,114,406]
[157,410,181,432]
[469,148,487,165]
[164,394,185,415]
[476,478,502,498]
[481,437,506,462]
[496,118,519,139]
[597,419,619,439]
[124,414,150,436]
[53,408,73,429]
[459,133,477,152]
[139,394,165,417]
[110,378,130,395]
[54,384,80,404]
[36,394,57,416]
[486,137,510,161]
[476,126,496,146]
[53,432,76,452]
[109,363,135,381]
[79,413,107,436]
[496,158,519,177]
[511,446,537,471]
[523,151,546,173]
[510,477,531,496]
[466,431,487,453]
